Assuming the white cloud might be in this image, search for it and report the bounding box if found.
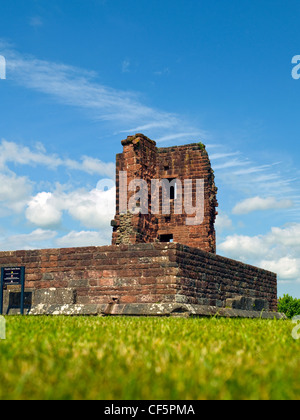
[25,184,116,229]
[233,196,293,215]
[0,139,115,178]
[65,155,115,178]
[215,212,233,233]
[0,139,62,170]
[233,163,276,176]
[154,68,170,76]
[268,224,300,249]
[212,158,250,171]
[0,227,110,251]
[218,223,300,282]
[29,17,43,27]
[210,152,240,160]
[156,131,208,143]
[65,186,116,229]
[0,229,57,251]
[218,234,265,261]
[260,257,300,280]
[122,59,130,73]
[0,171,33,214]
[56,230,110,248]
[26,192,63,228]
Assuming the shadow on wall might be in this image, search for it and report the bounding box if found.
[5,292,32,315]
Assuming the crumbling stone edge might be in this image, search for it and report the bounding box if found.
[20,303,286,319]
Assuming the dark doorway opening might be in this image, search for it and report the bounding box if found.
[159,234,174,243]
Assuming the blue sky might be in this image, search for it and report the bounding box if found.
[0,0,300,297]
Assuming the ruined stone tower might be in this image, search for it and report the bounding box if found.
[0,133,279,316]
[111,134,218,253]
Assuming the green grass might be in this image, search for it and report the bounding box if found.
[0,316,299,400]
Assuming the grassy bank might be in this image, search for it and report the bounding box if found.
[0,316,299,400]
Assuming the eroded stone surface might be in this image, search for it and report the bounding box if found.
[225,296,269,311]
[26,303,286,319]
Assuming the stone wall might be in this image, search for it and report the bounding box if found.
[174,244,277,311]
[0,243,277,313]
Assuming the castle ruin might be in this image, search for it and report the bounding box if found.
[0,134,282,318]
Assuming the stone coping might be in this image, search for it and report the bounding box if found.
[9,303,287,319]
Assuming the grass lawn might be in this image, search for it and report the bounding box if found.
[0,316,299,400]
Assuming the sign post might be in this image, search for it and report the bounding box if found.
[0,267,25,315]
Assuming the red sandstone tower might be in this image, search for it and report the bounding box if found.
[112,134,218,253]
[0,134,279,316]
